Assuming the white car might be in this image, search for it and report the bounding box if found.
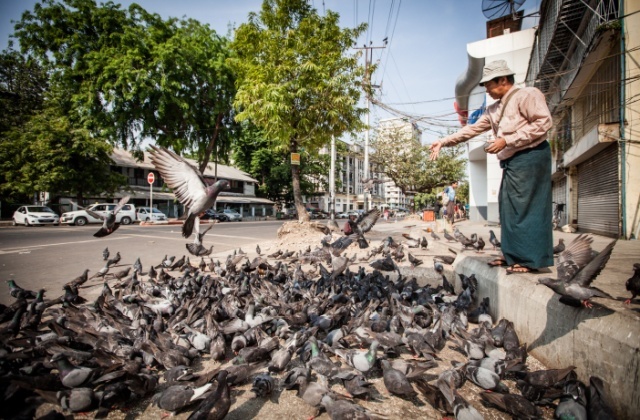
[13,206,60,226]
[218,209,242,221]
[137,207,167,222]
[336,212,350,218]
[61,203,136,226]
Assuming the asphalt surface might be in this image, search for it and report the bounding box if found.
[0,220,286,305]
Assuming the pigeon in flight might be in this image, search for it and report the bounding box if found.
[186,223,214,256]
[149,146,230,238]
[352,208,381,249]
[538,235,616,308]
[81,196,131,237]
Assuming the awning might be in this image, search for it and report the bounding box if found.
[115,187,274,205]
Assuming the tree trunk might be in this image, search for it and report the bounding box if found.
[290,139,310,222]
[198,112,224,175]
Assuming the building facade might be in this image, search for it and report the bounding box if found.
[59,148,273,218]
[310,118,420,214]
[527,0,638,238]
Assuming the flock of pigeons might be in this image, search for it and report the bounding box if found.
[0,223,623,419]
[1,146,636,419]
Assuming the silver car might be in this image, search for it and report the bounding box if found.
[219,209,242,221]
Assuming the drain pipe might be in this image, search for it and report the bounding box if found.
[619,0,628,238]
[454,54,485,125]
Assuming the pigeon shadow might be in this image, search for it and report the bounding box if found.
[225,388,279,420]
[528,295,615,352]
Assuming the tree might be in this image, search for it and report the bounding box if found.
[13,0,238,170]
[369,127,467,195]
[0,105,127,202]
[0,49,48,134]
[230,0,366,222]
[233,123,333,205]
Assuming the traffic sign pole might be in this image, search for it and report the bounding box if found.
[148,172,155,222]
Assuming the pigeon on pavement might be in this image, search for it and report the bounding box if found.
[149,146,230,238]
[489,230,501,250]
[553,238,566,255]
[624,262,640,305]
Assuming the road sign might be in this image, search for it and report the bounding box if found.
[147,172,155,184]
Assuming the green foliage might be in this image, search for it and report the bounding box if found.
[232,123,331,204]
[456,181,469,204]
[230,0,366,220]
[369,128,467,195]
[0,106,127,201]
[0,49,48,134]
[13,0,238,170]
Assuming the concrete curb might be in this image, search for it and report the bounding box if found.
[452,253,639,419]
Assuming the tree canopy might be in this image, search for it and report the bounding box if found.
[13,0,238,171]
[230,0,367,221]
[0,105,127,202]
[369,126,467,195]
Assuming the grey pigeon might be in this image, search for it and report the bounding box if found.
[588,376,615,420]
[624,262,640,305]
[538,236,616,308]
[155,383,212,414]
[553,238,566,254]
[453,392,483,420]
[186,223,214,256]
[102,247,110,261]
[489,229,501,249]
[149,146,230,238]
[187,371,230,420]
[381,359,417,398]
[251,372,275,397]
[480,391,543,419]
[431,231,440,241]
[85,195,131,237]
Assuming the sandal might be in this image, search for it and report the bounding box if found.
[488,258,507,267]
[505,264,538,275]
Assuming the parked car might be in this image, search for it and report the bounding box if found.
[201,209,228,222]
[219,209,242,221]
[61,203,136,226]
[336,212,350,219]
[307,209,327,219]
[12,206,60,226]
[136,207,167,222]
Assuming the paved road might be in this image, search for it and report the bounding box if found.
[0,220,285,305]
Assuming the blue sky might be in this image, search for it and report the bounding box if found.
[0,0,540,143]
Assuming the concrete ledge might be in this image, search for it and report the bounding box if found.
[452,254,640,419]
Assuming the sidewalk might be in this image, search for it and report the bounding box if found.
[379,216,638,419]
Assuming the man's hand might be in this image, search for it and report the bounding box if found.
[429,141,443,161]
[485,137,507,154]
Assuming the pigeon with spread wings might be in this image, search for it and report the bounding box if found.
[82,195,131,238]
[538,235,616,308]
[149,146,230,238]
[352,208,381,249]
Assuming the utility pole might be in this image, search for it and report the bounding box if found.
[354,44,384,212]
[329,136,336,220]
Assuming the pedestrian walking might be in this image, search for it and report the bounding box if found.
[442,181,458,226]
[429,60,553,274]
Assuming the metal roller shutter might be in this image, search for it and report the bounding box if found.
[577,145,619,237]
[552,177,567,227]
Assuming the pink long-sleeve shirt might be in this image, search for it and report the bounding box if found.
[441,86,552,160]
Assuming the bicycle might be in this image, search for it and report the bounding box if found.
[552,202,565,230]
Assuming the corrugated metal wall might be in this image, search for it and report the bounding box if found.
[577,144,619,237]
[552,176,568,227]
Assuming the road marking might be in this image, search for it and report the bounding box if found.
[0,237,128,255]
[123,233,262,241]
